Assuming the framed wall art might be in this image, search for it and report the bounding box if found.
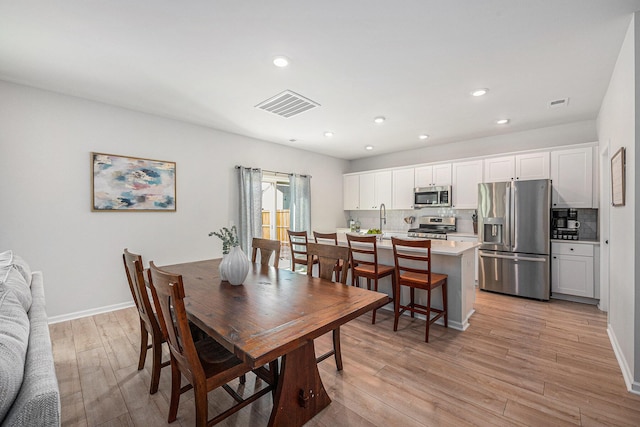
[91,152,176,211]
[610,147,625,207]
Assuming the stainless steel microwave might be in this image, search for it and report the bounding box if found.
[413,186,452,208]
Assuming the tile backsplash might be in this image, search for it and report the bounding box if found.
[344,208,478,234]
[345,207,598,240]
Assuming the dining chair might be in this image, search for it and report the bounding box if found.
[306,242,350,371]
[313,231,349,283]
[147,262,278,427]
[287,230,317,272]
[391,237,448,342]
[346,233,396,324]
[122,249,169,394]
[251,237,281,268]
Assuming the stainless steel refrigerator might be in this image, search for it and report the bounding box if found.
[478,179,550,300]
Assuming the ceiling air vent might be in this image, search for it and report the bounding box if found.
[255,90,320,118]
[548,98,569,109]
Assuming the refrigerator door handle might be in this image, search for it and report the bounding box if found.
[510,182,516,251]
[479,252,547,263]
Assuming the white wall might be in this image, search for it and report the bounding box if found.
[596,12,639,393]
[349,120,597,172]
[0,81,349,319]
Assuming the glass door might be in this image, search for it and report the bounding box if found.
[262,174,290,263]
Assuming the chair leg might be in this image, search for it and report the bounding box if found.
[393,278,401,331]
[371,277,378,324]
[193,383,209,427]
[332,327,343,371]
[425,288,432,343]
[443,280,448,328]
[269,359,279,398]
[168,359,181,423]
[410,288,415,318]
[149,334,162,394]
[137,319,148,371]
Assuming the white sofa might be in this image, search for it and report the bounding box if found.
[0,251,60,427]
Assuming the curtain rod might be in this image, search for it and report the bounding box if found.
[235,165,311,178]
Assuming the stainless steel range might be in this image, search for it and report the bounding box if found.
[407,216,456,240]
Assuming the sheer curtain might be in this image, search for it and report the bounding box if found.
[289,174,311,233]
[238,167,263,252]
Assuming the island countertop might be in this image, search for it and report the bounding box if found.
[337,234,479,256]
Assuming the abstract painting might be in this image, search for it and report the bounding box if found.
[92,152,176,211]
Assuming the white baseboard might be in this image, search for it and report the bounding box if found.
[607,325,640,396]
[48,301,135,324]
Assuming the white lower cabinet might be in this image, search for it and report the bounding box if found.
[448,235,479,282]
[551,242,595,298]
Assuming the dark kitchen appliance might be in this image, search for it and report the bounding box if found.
[552,208,579,240]
[408,216,456,240]
[478,179,551,300]
[413,186,452,208]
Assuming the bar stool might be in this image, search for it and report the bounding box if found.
[346,234,395,324]
[391,237,448,342]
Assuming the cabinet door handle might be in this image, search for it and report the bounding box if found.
[553,256,557,259]
[570,248,574,251]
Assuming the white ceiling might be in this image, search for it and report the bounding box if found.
[1,1,639,160]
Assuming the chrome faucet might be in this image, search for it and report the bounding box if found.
[379,203,386,231]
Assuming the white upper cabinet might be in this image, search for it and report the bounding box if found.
[415,163,452,187]
[343,174,360,210]
[484,152,549,182]
[359,171,392,210]
[392,168,415,210]
[550,147,593,208]
[452,160,483,209]
[483,156,515,182]
[516,152,550,181]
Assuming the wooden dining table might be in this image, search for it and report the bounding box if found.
[161,258,389,427]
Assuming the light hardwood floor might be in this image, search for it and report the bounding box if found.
[51,289,640,426]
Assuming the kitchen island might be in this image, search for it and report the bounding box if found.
[338,236,479,331]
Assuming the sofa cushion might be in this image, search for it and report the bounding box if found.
[0,250,12,284]
[0,249,12,266]
[0,288,30,422]
[0,268,32,312]
[11,254,32,286]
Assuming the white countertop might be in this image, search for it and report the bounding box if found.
[337,234,479,256]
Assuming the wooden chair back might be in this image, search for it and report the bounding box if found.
[251,237,280,268]
[313,231,339,245]
[287,230,311,270]
[306,242,349,284]
[123,249,159,333]
[346,233,380,273]
[391,237,433,284]
[147,262,203,383]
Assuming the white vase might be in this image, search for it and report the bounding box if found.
[221,246,250,286]
[218,254,228,281]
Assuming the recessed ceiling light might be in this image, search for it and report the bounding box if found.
[496,118,510,125]
[273,56,290,67]
[324,131,334,137]
[289,139,297,142]
[471,88,489,97]
[419,134,429,140]
[365,145,374,150]
[373,116,386,124]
